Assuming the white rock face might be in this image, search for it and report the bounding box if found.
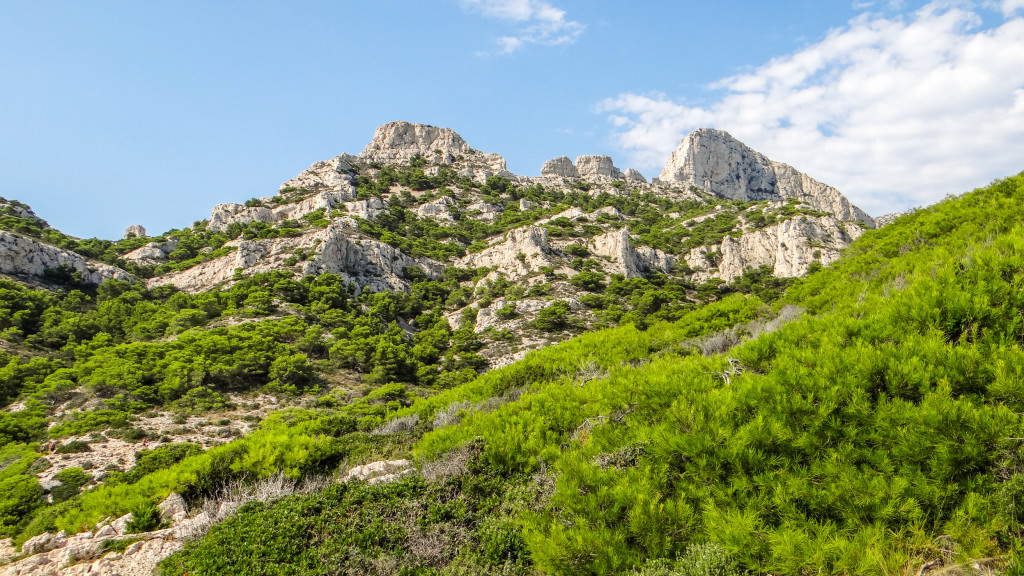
[206,189,355,234]
[416,196,457,223]
[360,121,470,165]
[589,228,673,277]
[123,225,146,239]
[685,215,864,283]
[151,221,441,294]
[623,168,647,183]
[576,155,623,180]
[541,156,580,178]
[122,237,179,265]
[207,203,276,233]
[457,226,553,279]
[0,231,132,284]
[466,201,502,222]
[342,198,385,220]
[659,128,873,226]
[281,155,355,191]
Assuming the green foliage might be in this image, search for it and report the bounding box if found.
[125,500,165,533]
[55,440,91,454]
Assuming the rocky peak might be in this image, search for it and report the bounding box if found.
[359,121,471,165]
[124,225,147,239]
[541,156,579,178]
[659,128,873,226]
[576,155,623,180]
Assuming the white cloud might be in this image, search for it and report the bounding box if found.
[599,2,1024,216]
[461,0,584,53]
[1004,0,1024,15]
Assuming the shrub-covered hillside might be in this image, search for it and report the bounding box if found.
[154,172,1024,575]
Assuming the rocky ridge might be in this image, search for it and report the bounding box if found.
[0,121,875,366]
[658,128,873,226]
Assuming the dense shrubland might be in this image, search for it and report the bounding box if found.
[154,172,1024,574]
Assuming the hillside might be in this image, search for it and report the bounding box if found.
[145,172,1024,576]
[5,123,1009,576]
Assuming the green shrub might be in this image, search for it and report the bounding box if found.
[55,440,91,454]
[125,500,165,534]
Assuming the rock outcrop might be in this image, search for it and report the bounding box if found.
[576,155,624,180]
[874,210,913,228]
[281,155,356,191]
[659,128,873,226]
[122,237,179,265]
[360,121,470,165]
[685,215,865,283]
[123,225,146,239]
[624,168,647,183]
[151,220,441,294]
[0,231,132,285]
[416,196,457,223]
[541,156,579,178]
[457,226,554,279]
[588,228,674,278]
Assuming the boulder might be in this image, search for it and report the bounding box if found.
[158,493,187,522]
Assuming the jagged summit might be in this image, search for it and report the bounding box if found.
[659,128,873,226]
[539,154,647,183]
[359,121,471,165]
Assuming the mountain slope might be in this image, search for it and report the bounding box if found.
[16,172,999,575]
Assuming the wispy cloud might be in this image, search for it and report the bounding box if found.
[599,2,1024,216]
[461,0,584,54]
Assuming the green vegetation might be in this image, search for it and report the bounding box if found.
[150,172,1024,574]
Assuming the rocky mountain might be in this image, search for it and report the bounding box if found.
[0,121,873,367]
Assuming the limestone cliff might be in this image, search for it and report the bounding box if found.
[659,128,873,226]
[0,231,131,284]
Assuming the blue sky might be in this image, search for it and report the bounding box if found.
[2,1,1023,239]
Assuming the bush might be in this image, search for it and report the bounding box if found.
[494,303,518,321]
[55,440,91,454]
[568,271,606,292]
[125,500,165,534]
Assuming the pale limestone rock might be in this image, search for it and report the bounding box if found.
[0,200,38,220]
[342,198,385,220]
[874,210,912,228]
[151,221,441,294]
[158,493,187,522]
[541,156,579,178]
[519,199,537,211]
[457,152,516,184]
[456,226,553,280]
[281,155,355,191]
[0,231,132,285]
[360,121,469,165]
[589,228,645,277]
[271,189,355,222]
[121,237,179,265]
[416,196,457,223]
[342,459,412,483]
[123,225,146,239]
[466,201,502,221]
[110,514,132,535]
[659,128,873,225]
[624,168,647,183]
[685,215,864,283]
[93,525,116,539]
[207,203,275,233]
[576,155,623,180]
[537,207,586,225]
